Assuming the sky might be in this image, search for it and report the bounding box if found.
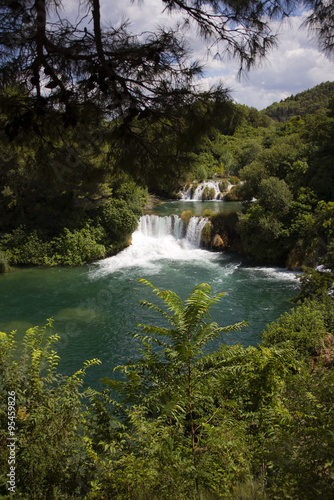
[65,0,334,110]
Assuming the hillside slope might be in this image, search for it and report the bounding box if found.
[263,81,334,122]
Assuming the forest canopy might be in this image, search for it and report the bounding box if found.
[0,0,333,129]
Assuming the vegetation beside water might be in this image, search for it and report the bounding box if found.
[1,278,333,499]
[1,2,333,496]
[1,82,334,271]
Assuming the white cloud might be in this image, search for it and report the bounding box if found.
[196,12,334,109]
[59,1,334,109]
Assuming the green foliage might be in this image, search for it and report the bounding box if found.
[0,250,10,273]
[98,280,250,498]
[0,321,101,499]
[264,81,334,122]
[53,227,106,266]
[202,186,216,201]
[0,278,334,498]
[0,227,55,266]
[0,196,141,267]
[261,298,334,358]
[0,225,107,267]
[294,268,334,302]
[97,199,138,243]
[264,364,334,499]
[238,206,288,264]
[258,177,293,215]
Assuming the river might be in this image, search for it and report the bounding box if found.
[0,200,300,388]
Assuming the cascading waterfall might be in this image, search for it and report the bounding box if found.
[180,180,230,200]
[192,181,221,201]
[94,214,211,272]
[138,214,185,240]
[185,216,208,246]
[138,214,207,246]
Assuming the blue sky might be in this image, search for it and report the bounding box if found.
[65,1,334,109]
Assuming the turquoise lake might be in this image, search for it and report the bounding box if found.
[0,201,300,389]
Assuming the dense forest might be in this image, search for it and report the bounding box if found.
[1,82,334,275]
[263,81,334,122]
[0,80,334,500]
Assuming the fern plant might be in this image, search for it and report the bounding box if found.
[102,279,249,497]
[0,321,101,499]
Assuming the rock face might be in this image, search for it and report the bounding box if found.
[211,234,225,249]
[210,211,242,252]
[285,239,317,271]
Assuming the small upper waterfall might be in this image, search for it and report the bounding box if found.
[180,181,231,200]
[138,214,207,247]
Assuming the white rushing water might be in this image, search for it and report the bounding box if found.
[180,181,231,200]
[94,214,214,275]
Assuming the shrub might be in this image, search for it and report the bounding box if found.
[0,225,107,267]
[0,251,10,273]
[229,176,240,185]
[261,299,334,358]
[0,321,101,499]
[202,186,216,200]
[54,227,106,266]
[180,210,193,226]
[219,179,230,192]
[98,199,138,242]
[0,227,53,266]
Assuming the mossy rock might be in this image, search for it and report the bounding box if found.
[219,180,230,192]
[229,176,240,185]
[212,234,226,249]
[202,187,216,201]
[203,209,214,218]
[190,182,199,199]
[180,210,193,226]
[200,222,212,245]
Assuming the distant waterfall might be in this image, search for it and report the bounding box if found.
[180,181,230,200]
[138,214,207,247]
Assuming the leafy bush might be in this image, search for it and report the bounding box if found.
[53,226,106,266]
[202,186,216,200]
[229,176,240,185]
[0,251,10,273]
[258,177,293,216]
[261,299,334,358]
[97,199,138,242]
[0,321,101,499]
[219,179,230,192]
[0,227,53,266]
[0,225,107,267]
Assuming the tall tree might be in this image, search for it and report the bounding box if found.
[1,1,332,132]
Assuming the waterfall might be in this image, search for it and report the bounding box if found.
[185,216,208,246]
[138,214,185,240]
[138,214,207,247]
[180,181,231,200]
